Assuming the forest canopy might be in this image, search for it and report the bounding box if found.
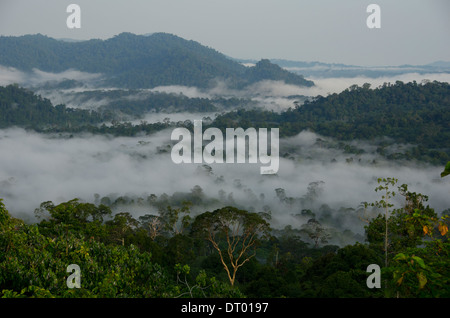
[211,81,450,165]
[1,80,448,164]
[0,175,449,298]
[0,33,313,89]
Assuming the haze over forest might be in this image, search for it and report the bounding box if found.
[0,31,449,299]
[1,33,449,221]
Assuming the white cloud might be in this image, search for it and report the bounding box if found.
[0,128,448,233]
[0,65,102,87]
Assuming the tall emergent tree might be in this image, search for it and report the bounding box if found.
[364,178,449,297]
[192,207,271,286]
[366,177,398,268]
[300,218,331,248]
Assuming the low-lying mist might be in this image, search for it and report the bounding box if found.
[0,65,102,88]
[1,65,449,246]
[3,64,449,115]
[1,127,448,246]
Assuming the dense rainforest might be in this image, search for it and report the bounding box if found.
[211,80,450,165]
[0,175,449,298]
[1,80,449,164]
[1,77,449,298]
[0,84,107,129]
[0,33,314,89]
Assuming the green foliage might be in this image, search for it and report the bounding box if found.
[364,179,450,297]
[159,202,192,235]
[0,221,175,297]
[0,199,11,228]
[173,264,244,298]
[211,81,450,165]
[1,199,249,298]
[2,81,449,167]
[192,206,271,286]
[365,177,398,268]
[0,33,313,89]
[297,243,383,297]
[441,161,450,177]
[364,182,443,262]
[0,84,253,134]
[0,85,105,129]
[35,199,112,241]
[72,89,226,116]
[386,241,450,297]
[1,169,449,299]
[245,59,313,87]
[300,218,331,248]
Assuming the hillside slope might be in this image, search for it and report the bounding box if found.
[0,33,314,89]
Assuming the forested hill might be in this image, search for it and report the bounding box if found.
[212,81,450,164]
[1,81,449,164]
[0,33,313,89]
[0,84,105,129]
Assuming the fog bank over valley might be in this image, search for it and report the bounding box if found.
[0,61,449,247]
[1,127,448,246]
[33,72,450,113]
[2,62,450,115]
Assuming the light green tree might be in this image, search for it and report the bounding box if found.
[192,206,271,286]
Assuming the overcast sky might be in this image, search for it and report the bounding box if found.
[0,0,449,66]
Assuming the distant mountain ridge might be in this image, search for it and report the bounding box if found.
[0,33,314,89]
[234,57,450,78]
[266,59,450,78]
